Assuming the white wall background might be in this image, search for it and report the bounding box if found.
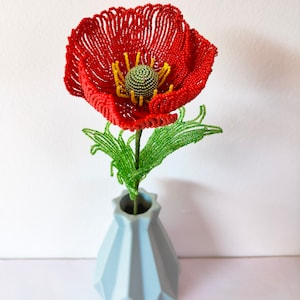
[0,0,299,258]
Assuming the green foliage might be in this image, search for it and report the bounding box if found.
[139,105,222,176]
[82,123,138,199]
[82,105,222,200]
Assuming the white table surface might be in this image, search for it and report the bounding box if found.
[0,257,299,300]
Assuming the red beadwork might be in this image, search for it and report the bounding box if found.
[64,4,217,131]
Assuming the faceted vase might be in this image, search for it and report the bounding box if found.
[94,188,179,300]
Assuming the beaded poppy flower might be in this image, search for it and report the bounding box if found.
[64,4,217,131]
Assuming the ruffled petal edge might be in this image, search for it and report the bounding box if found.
[149,31,217,114]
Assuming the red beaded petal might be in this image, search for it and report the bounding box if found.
[64,4,191,96]
[149,30,217,114]
[64,4,217,130]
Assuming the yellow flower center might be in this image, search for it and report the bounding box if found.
[112,52,173,106]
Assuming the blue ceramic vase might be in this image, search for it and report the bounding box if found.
[94,188,179,300]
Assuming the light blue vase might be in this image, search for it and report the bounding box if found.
[94,188,179,300]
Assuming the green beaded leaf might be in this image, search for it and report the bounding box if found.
[82,124,139,199]
[138,105,222,178]
[82,105,222,200]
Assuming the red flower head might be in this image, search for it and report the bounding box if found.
[64,4,217,131]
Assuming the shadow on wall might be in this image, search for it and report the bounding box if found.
[157,179,225,297]
[213,29,300,177]
[221,29,300,101]
[157,179,221,257]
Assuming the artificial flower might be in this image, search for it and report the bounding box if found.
[64,4,217,130]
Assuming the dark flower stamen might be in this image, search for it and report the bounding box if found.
[125,65,159,100]
[112,52,173,106]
